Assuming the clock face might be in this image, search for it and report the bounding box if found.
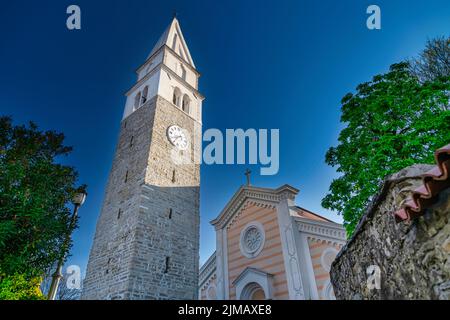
[167,125,188,150]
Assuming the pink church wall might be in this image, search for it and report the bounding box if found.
[226,202,289,300]
[307,239,342,299]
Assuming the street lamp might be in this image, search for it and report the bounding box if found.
[47,191,87,300]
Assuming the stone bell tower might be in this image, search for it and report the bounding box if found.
[82,17,203,300]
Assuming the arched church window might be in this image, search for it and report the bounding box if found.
[182,94,190,114]
[134,92,141,110]
[172,87,181,107]
[141,86,148,104]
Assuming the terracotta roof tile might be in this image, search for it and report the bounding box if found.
[394,143,450,222]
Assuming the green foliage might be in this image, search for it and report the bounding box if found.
[0,273,46,300]
[0,116,82,284]
[322,62,450,235]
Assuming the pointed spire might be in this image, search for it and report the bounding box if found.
[147,16,195,68]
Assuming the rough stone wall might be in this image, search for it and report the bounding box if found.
[128,96,200,300]
[82,95,200,300]
[330,164,450,300]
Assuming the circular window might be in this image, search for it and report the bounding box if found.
[239,222,265,258]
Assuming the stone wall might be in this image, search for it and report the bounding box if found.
[330,164,450,300]
[83,95,200,300]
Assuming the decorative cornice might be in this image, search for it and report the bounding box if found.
[210,185,299,230]
[125,60,204,101]
[161,64,205,100]
[200,274,217,291]
[199,252,216,287]
[295,217,346,243]
[136,44,200,76]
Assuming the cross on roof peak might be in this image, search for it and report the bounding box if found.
[245,169,252,186]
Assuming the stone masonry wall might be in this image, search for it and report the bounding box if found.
[82,95,200,300]
[82,97,157,300]
[330,165,450,300]
[127,96,200,300]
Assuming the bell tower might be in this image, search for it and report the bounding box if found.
[82,17,203,300]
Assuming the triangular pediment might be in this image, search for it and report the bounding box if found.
[210,185,299,230]
[147,17,195,67]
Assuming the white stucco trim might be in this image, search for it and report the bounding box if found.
[211,185,299,230]
[320,247,340,273]
[298,233,319,299]
[222,228,229,299]
[295,217,347,245]
[322,280,336,300]
[276,197,306,300]
[199,252,216,288]
[215,229,225,300]
[232,267,274,300]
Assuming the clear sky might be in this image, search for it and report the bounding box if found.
[1,0,449,276]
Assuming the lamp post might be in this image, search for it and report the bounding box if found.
[47,191,87,300]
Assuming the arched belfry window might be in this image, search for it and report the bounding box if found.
[179,47,186,60]
[172,87,181,107]
[182,94,190,114]
[141,86,148,105]
[172,33,178,50]
[180,65,186,80]
[134,92,141,110]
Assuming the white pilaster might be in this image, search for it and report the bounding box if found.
[222,228,230,299]
[215,228,225,300]
[276,196,306,300]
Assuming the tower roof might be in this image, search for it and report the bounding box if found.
[148,17,195,68]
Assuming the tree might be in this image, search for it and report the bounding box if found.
[322,62,450,235]
[0,116,84,298]
[410,36,450,83]
[0,273,45,300]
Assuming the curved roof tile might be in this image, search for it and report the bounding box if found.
[394,143,450,222]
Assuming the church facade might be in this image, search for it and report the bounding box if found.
[82,18,203,300]
[199,185,346,300]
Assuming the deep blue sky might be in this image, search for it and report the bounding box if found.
[1,1,449,276]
